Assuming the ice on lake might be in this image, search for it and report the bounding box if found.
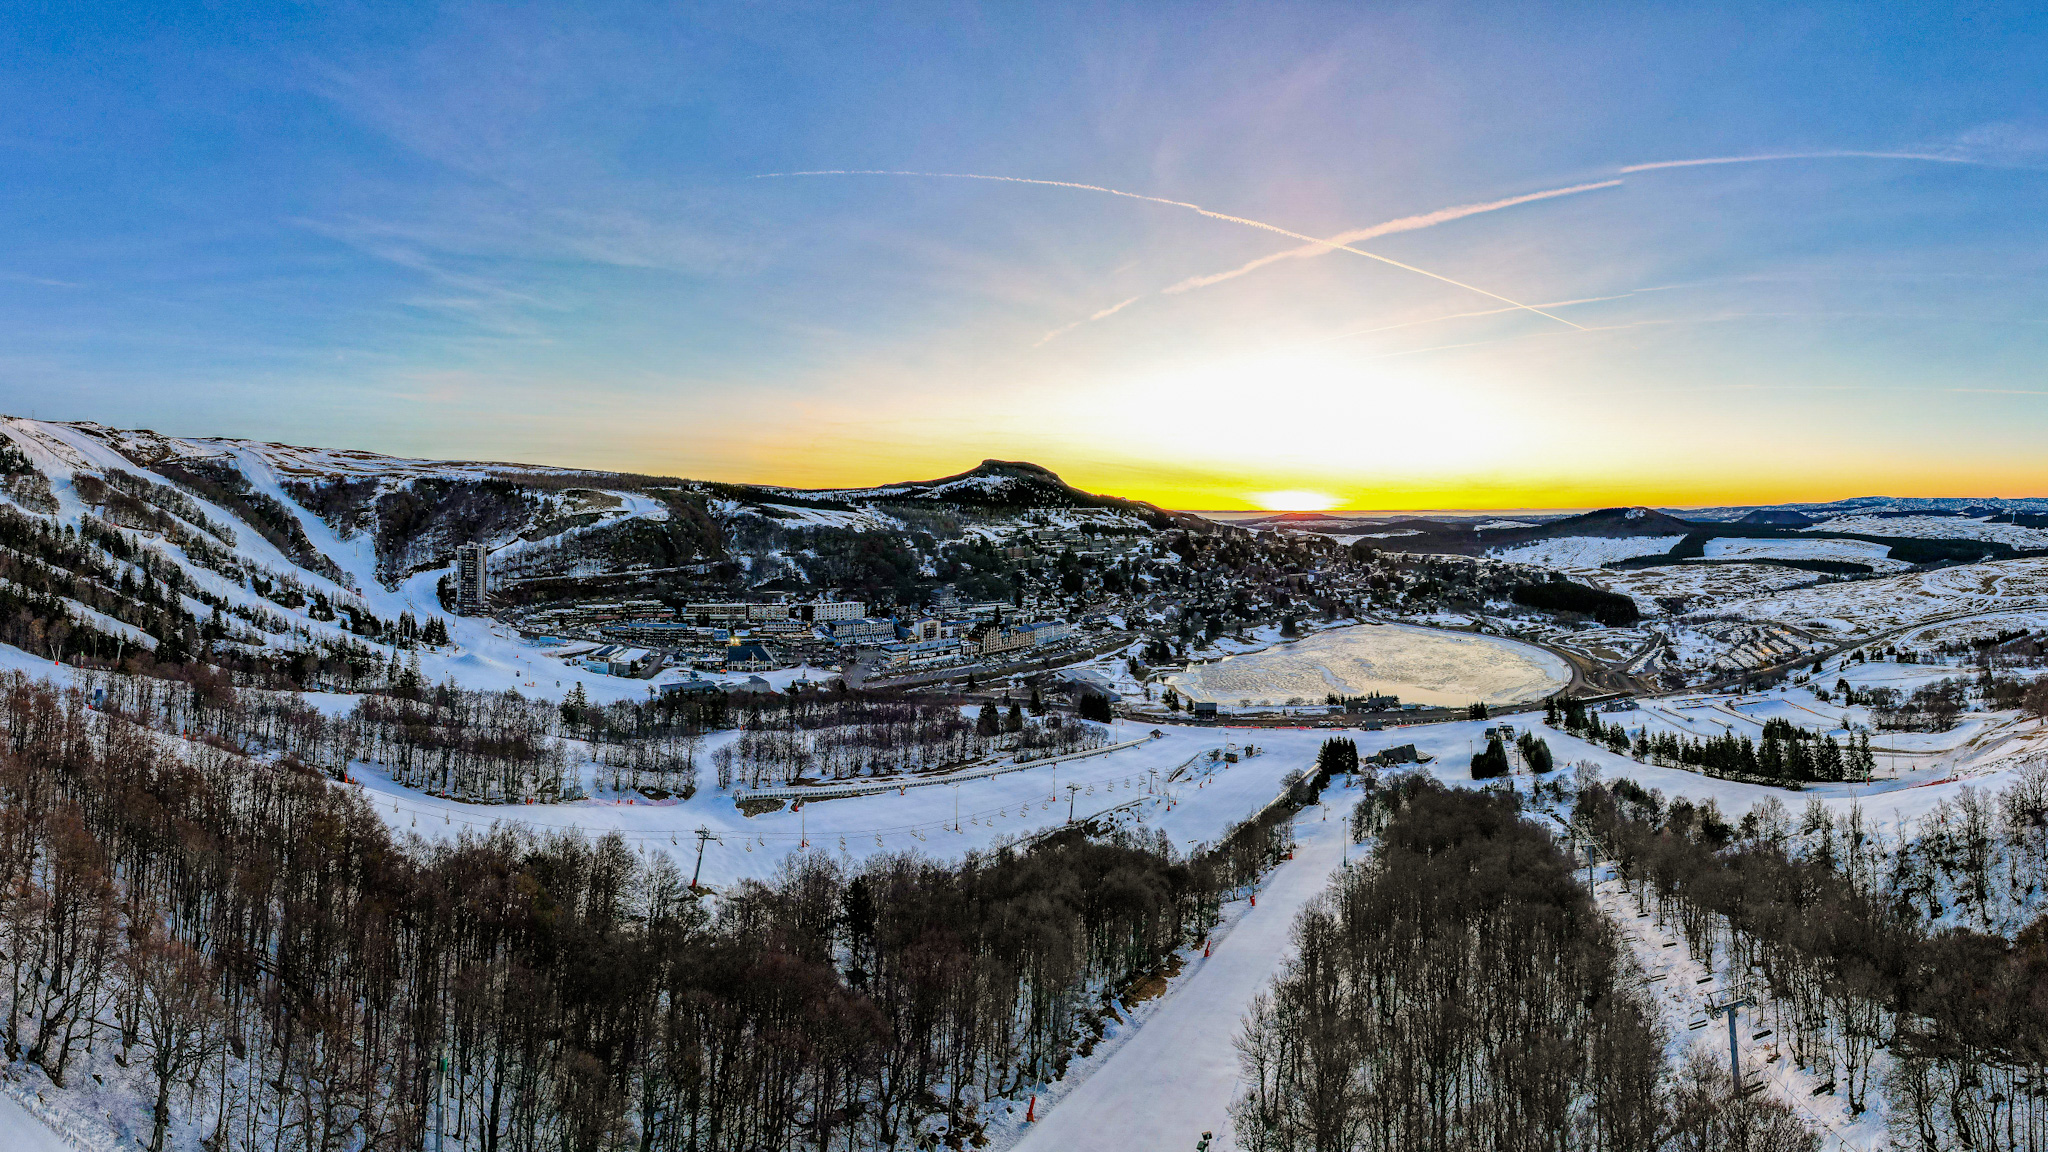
[1167,622,1571,709]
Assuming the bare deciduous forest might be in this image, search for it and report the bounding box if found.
[1232,776,1815,1151]
[0,672,1243,1151]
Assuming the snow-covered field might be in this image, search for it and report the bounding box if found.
[358,720,1330,889]
[1165,622,1571,709]
[1701,536,1910,572]
[1718,557,2048,636]
[1486,534,1685,569]
[1590,562,1823,614]
[346,677,2048,901]
[1808,514,2048,549]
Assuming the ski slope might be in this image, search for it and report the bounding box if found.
[1007,788,1362,1152]
[0,1094,73,1152]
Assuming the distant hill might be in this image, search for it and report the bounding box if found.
[1329,506,1695,559]
[1533,506,1695,538]
[1737,509,1815,527]
[746,459,1196,528]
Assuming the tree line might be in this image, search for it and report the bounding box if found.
[1551,697,1876,785]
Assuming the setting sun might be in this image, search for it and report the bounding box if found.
[1252,489,1342,511]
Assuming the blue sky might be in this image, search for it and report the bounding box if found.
[5,2,2048,507]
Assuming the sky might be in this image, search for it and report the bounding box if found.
[5,2,2048,511]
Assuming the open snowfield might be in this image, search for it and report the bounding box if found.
[1808,514,2048,549]
[356,720,1344,889]
[1895,606,2048,647]
[1486,534,1685,569]
[1701,536,1910,572]
[1590,562,1823,614]
[1166,622,1571,709]
[1717,557,2048,636]
[344,679,2048,897]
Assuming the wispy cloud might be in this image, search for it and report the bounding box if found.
[1301,294,1635,347]
[1163,181,1621,295]
[1620,151,1973,173]
[757,170,1586,330]
[0,272,82,289]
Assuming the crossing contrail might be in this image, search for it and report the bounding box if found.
[757,169,1586,329]
[1164,180,1620,295]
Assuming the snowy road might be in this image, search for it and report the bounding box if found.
[1012,789,1362,1152]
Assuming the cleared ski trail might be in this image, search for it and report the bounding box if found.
[1012,789,1361,1152]
[0,1094,71,1152]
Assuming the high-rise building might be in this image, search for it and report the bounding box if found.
[455,543,489,615]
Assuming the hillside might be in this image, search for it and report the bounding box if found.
[0,417,1212,683]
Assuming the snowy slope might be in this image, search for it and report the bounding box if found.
[0,1094,71,1152]
[1488,535,1685,569]
[1005,789,1361,1152]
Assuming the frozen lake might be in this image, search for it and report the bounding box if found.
[1167,623,1572,709]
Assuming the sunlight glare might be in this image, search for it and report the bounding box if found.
[1253,490,1341,511]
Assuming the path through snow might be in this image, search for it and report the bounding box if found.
[0,1092,74,1152]
[1009,788,1362,1152]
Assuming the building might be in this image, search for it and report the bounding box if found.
[579,644,662,678]
[725,641,774,671]
[832,617,897,644]
[608,648,663,678]
[660,677,724,699]
[968,622,1034,658]
[1017,620,1072,648]
[683,602,753,626]
[454,543,489,615]
[683,600,867,626]
[792,600,864,622]
[877,637,961,666]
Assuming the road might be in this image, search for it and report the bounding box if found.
[1010,788,1361,1152]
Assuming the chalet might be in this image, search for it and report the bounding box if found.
[725,641,774,671]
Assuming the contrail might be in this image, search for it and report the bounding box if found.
[1622,151,1971,172]
[758,169,1586,329]
[1164,180,1620,294]
[1035,295,1141,346]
